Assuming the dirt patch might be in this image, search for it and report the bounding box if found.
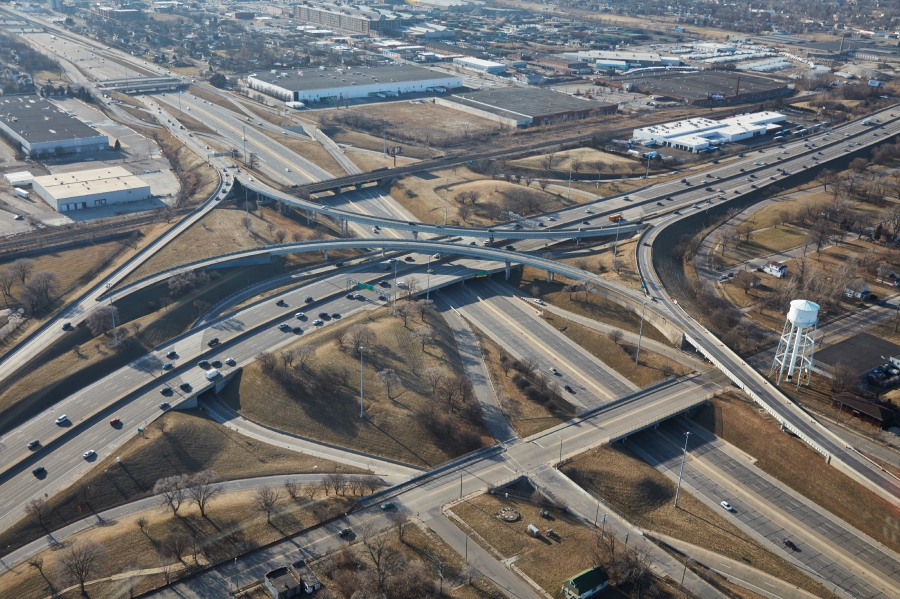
[562,445,837,599]
[220,306,492,467]
[0,408,359,559]
[695,392,900,554]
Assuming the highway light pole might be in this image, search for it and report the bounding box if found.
[426,254,431,301]
[444,179,449,226]
[359,347,365,418]
[674,431,691,508]
[106,283,117,347]
[635,301,646,365]
[566,163,572,203]
[242,125,247,166]
[556,434,562,467]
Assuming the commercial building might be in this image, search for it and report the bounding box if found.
[564,50,680,68]
[98,6,142,18]
[452,57,507,75]
[814,332,900,379]
[596,70,791,107]
[631,111,786,152]
[0,96,108,158]
[32,166,150,213]
[831,393,895,429]
[292,2,412,35]
[437,87,616,128]
[247,65,460,103]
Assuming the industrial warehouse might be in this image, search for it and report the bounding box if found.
[596,70,791,107]
[632,111,786,151]
[436,87,617,128]
[0,96,109,158]
[245,65,460,103]
[32,167,151,213]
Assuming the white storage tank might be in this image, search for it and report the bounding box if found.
[787,299,819,326]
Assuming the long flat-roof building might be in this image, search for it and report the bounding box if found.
[632,111,786,152]
[0,96,108,158]
[437,87,616,128]
[32,166,151,213]
[292,2,412,35]
[246,65,460,103]
[452,57,507,75]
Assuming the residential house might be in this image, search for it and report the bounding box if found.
[844,279,871,300]
[562,566,609,599]
[876,270,900,287]
[734,270,761,289]
[264,567,303,599]
[831,392,895,429]
[762,261,787,278]
[292,561,322,594]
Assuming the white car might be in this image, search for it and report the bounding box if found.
[225,357,236,366]
[550,367,559,375]
[534,299,545,306]
[82,450,96,459]
[721,501,734,512]
[585,208,593,214]
[55,415,68,424]
[295,312,306,319]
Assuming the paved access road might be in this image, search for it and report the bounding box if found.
[631,420,900,599]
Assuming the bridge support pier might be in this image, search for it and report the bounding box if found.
[381,248,385,257]
[505,261,511,280]
[547,271,555,283]
[412,230,418,240]
[324,249,329,260]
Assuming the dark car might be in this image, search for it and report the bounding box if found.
[166,350,177,359]
[656,202,663,206]
[405,256,415,262]
[782,539,797,551]
[504,245,515,251]
[198,360,210,369]
[379,281,390,287]
[293,327,303,334]
[346,293,354,299]
[207,338,219,347]
[161,386,172,395]
[109,418,121,426]
[304,296,314,303]
[32,466,46,476]
[339,528,351,537]
[180,382,191,390]
[27,439,40,450]
[275,299,286,306]
[319,312,330,319]
[564,384,574,393]
[705,187,713,192]
[159,402,171,409]
[332,313,341,319]
[210,360,222,368]
[643,242,651,247]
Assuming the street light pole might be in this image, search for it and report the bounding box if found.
[636,301,646,365]
[674,431,691,508]
[556,434,562,467]
[426,254,431,301]
[566,163,572,203]
[392,260,398,314]
[359,347,365,418]
[242,125,247,166]
[444,179,449,226]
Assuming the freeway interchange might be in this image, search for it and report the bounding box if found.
[2,16,900,596]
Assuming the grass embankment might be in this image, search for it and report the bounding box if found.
[542,314,690,387]
[450,494,636,599]
[312,523,503,599]
[174,111,219,137]
[256,127,347,178]
[694,392,900,554]
[188,84,241,112]
[150,127,220,208]
[562,445,837,599]
[344,148,416,172]
[0,409,358,560]
[221,306,492,467]
[511,266,669,344]
[120,204,343,286]
[473,329,568,437]
[389,169,579,228]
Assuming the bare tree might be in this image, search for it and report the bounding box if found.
[422,367,446,395]
[362,473,382,495]
[377,368,402,400]
[607,329,624,345]
[25,497,50,531]
[253,485,281,524]
[136,515,149,535]
[295,345,316,372]
[830,362,858,393]
[274,229,287,244]
[284,478,300,500]
[187,470,222,518]
[395,302,411,327]
[414,326,435,352]
[0,269,16,308]
[28,556,52,589]
[22,271,59,311]
[360,522,401,592]
[412,299,434,322]
[324,472,348,496]
[387,509,411,543]
[519,356,539,378]
[343,324,377,354]
[86,305,119,337]
[256,350,277,374]
[162,533,191,563]
[9,258,34,285]
[59,541,106,594]
[537,179,550,191]
[154,475,188,516]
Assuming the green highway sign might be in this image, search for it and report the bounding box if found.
[357,282,374,291]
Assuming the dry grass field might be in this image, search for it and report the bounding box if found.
[450,494,636,599]
[693,392,900,556]
[544,314,690,387]
[188,84,242,112]
[719,226,808,267]
[220,307,492,466]
[562,445,837,599]
[344,101,500,144]
[474,330,567,437]
[0,408,357,562]
[151,127,220,207]
[345,148,416,172]
[318,124,438,160]
[509,147,657,176]
[174,111,219,137]
[255,127,348,178]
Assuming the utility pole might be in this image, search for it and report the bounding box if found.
[556,434,562,467]
[359,347,365,418]
[566,163,572,203]
[242,125,247,166]
[613,217,622,258]
[674,431,691,508]
[444,179,449,226]
[645,155,651,179]
[636,301,646,365]
[382,120,386,157]
[392,260,398,314]
[245,186,249,235]
[178,90,181,116]
[459,473,463,499]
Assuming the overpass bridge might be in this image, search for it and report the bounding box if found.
[96,76,187,94]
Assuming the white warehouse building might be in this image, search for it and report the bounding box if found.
[452,57,507,75]
[33,167,151,213]
[247,64,460,103]
[0,96,108,158]
[632,111,786,152]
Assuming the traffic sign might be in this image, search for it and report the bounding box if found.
[357,282,375,291]
[387,146,402,156]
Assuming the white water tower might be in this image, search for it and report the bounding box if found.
[770,300,819,388]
